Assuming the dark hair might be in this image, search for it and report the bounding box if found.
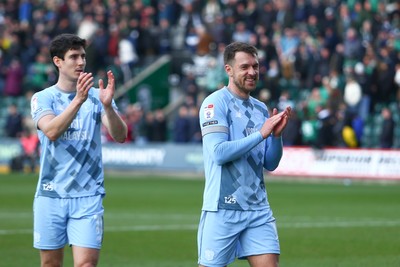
[223,42,258,65]
[49,33,86,61]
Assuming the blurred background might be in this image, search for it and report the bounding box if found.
[0,0,399,176]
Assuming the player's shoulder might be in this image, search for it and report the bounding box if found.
[202,87,230,106]
[32,85,58,99]
[250,95,268,109]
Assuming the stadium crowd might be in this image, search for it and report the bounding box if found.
[1,0,400,148]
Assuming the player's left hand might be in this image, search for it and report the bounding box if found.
[273,106,292,137]
[99,70,115,108]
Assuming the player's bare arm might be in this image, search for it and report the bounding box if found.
[100,70,128,143]
[37,72,93,141]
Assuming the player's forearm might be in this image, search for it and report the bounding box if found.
[103,106,127,143]
[264,136,283,171]
[38,98,83,141]
[204,131,263,165]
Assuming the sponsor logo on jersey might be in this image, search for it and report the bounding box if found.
[31,96,43,116]
[31,96,38,112]
[60,130,89,140]
[202,120,218,127]
[204,104,214,120]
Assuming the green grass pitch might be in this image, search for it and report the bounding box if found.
[0,172,399,267]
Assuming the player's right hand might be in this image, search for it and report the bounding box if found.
[259,108,286,139]
[76,72,94,103]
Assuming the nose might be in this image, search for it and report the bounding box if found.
[248,67,257,76]
[78,56,86,66]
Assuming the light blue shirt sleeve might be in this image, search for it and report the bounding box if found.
[264,135,283,171]
[202,131,264,165]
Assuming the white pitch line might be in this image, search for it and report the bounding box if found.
[279,220,400,228]
[1,220,400,236]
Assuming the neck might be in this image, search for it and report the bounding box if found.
[56,80,77,93]
[226,85,250,100]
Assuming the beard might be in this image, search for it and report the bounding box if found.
[233,76,258,94]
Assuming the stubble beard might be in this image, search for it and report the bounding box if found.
[233,77,258,95]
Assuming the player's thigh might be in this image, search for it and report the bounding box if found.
[40,247,64,267]
[198,210,246,267]
[238,211,280,258]
[68,195,104,250]
[247,253,279,267]
[33,196,68,250]
[72,246,100,267]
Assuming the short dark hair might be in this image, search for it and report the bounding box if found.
[223,42,258,65]
[49,33,86,60]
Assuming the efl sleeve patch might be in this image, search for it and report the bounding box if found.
[203,104,214,120]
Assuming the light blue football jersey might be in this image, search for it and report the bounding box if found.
[199,87,282,211]
[31,85,116,198]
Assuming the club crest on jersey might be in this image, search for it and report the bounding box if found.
[204,104,214,120]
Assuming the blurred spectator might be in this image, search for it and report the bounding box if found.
[158,18,172,55]
[343,27,364,64]
[131,104,148,144]
[208,15,227,45]
[187,105,202,143]
[196,25,214,55]
[264,59,281,103]
[144,109,167,142]
[341,114,359,148]
[300,107,319,147]
[353,53,378,121]
[316,106,337,148]
[275,0,294,29]
[376,46,396,104]
[204,57,225,96]
[277,90,295,112]
[282,109,302,146]
[173,105,190,143]
[3,58,24,96]
[352,113,364,147]
[342,118,358,148]
[4,103,24,138]
[343,76,362,115]
[231,21,252,43]
[118,31,139,83]
[25,52,53,92]
[277,28,300,80]
[180,70,200,105]
[14,127,40,173]
[379,107,395,148]
[306,87,326,116]
[202,0,222,25]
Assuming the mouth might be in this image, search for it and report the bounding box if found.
[245,78,257,85]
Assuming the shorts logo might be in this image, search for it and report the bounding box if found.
[205,249,215,261]
[204,104,214,120]
[34,231,41,244]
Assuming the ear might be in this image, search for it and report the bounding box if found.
[53,56,62,68]
[225,64,233,77]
